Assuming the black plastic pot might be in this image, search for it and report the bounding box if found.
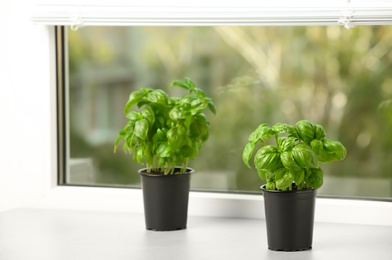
[139,167,193,231]
[261,185,317,251]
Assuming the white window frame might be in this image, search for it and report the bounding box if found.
[3,0,392,226]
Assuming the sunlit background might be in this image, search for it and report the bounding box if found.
[67,26,392,199]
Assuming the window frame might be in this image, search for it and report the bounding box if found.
[26,1,392,225]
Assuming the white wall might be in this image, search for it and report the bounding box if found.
[0,0,54,211]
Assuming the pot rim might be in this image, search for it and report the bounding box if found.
[260,184,316,194]
[138,167,194,177]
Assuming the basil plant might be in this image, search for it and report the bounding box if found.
[242,120,347,191]
[114,78,216,175]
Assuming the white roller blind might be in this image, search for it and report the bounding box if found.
[32,0,392,27]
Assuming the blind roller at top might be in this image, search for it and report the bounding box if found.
[31,0,392,27]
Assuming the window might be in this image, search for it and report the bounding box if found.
[62,25,392,199]
[20,1,392,224]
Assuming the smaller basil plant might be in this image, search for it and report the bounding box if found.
[114,78,216,175]
[242,120,347,191]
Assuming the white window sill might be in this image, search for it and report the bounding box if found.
[32,185,392,226]
[0,208,391,260]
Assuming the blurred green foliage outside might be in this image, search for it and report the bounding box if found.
[67,26,392,198]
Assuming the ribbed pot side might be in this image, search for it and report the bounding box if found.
[139,167,193,231]
[261,185,317,251]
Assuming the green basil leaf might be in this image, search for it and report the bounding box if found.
[168,96,180,107]
[190,99,208,115]
[134,119,149,140]
[141,107,155,125]
[310,139,324,156]
[114,135,124,152]
[242,142,256,169]
[311,139,340,163]
[275,168,294,190]
[124,88,150,114]
[248,123,274,143]
[305,168,323,189]
[265,170,276,180]
[153,129,166,142]
[169,106,188,120]
[314,124,326,140]
[156,143,171,158]
[193,87,205,97]
[257,168,268,181]
[293,168,305,185]
[121,122,135,135]
[278,136,297,152]
[179,95,197,106]
[296,120,315,144]
[146,89,168,105]
[178,145,194,158]
[254,145,281,171]
[156,115,166,127]
[291,143,319,168]
[266,181,276,190]
[316,151,337,163]
[133,148,144,164]
[124,134,136,151]
[184,77,195,89]
[182,138,201,159]
[171,79,191,90]
[167,125,186,150]
[272,123,298,137]
[324,139,347,161]
[280,151,302,172]
[126,111,143,121]
[190,114,209,141]
[207,99,217,114]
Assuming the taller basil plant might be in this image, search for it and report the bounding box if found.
[242,120,347,191]
[114,78,216,175]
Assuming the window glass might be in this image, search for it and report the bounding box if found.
[66,26,392,199]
